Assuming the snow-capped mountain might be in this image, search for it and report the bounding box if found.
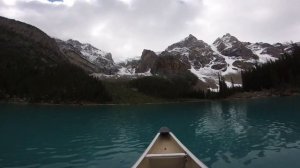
[55,33,297,90]
[165,34,226,70]
[66,39,113,63]
[118,33,297,89]
[56,39,119,74]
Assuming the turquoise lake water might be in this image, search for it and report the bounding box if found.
[1,96,300,168]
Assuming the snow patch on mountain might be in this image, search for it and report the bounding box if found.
[190,66,219,82]
[225,81,242,88]
[210,44,241,75]
[117,67,135,75]
[92,67,152,80]
[65,39,114,64]
[80,43,111,62]
[122,56,140,64]
[155,51,162,55]
[247,43,278,63]
[117,68,151,76]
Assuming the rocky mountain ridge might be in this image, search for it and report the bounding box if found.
[55,39,119,74]
[70,32,296,89]
[1,16,297,90]
[53,31,296,88]
[114,33,296,89]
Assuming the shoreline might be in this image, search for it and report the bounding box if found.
[0,98,211,106]
[1,90,300,106]
[227,89,300,100]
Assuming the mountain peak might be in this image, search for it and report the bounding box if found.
[184,34,198,42]
[224,33,232,37]
[221,33,238,41]
[166,34,208,52]
[214,33,239,46]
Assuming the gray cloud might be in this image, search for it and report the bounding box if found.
[0,0,299,61]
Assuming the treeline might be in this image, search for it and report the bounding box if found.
[214,75,242,98]
[128,72,242,99]
[0,61,112,103]
[242,45,300,91]
[128,72,206,99]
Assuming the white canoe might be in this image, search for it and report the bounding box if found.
[132,127,208,168]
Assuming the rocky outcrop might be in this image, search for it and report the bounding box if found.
[232,61,255,70]
[135,49,158,73]
[151,53,191,76]
[211,63,228,71]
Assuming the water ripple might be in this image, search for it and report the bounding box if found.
[1,97,300,168]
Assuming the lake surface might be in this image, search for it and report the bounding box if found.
[1,96,300,168]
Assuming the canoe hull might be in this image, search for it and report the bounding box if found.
[132,129,208,168]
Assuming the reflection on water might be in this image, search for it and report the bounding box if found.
[0,96,300,168]
[193,99,300,167]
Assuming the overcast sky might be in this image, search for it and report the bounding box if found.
[1,0,299,61]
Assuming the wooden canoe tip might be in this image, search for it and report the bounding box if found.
[159,127,170,134]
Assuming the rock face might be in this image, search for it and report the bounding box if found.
[151,54,191,75]
[55,39,119,74]
[135,49,158,73]
[213,33,258,59]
